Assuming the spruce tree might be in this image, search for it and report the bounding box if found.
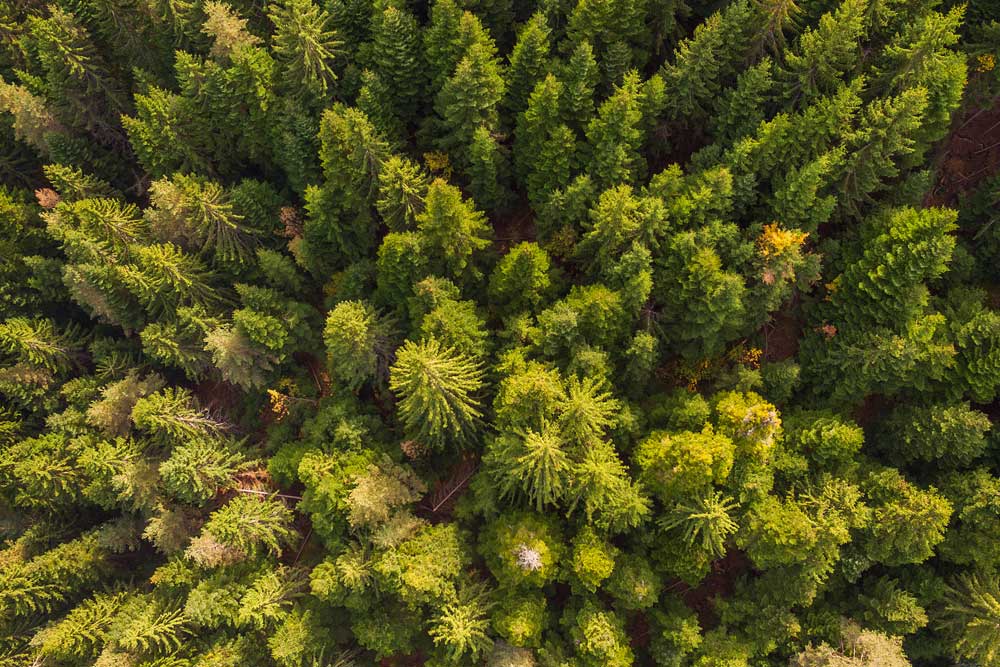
[585,70,644,189]
[324,299,394,390]
[389,337,485,450]
[371,5,424,125]
[503,13,552,119]
[268,0,341,102]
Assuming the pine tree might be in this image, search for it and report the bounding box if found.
[145,174,256,265]
[86,371,164,436]
[569,600,634,667]
[0,81,62,158]
[831,206,956,330]
[488,242,555,315]
[237,566,307,630]
[466,126,508,212]
[559,375,619,445]
[486,421,571,510]
[25,7,130,145]
[576,184,665,277]
[515,74,576,205]
[559,40,599,131]
[634,429,734,500]
[0,317,80,373]
[187,495,296,566]
[30,591,129,663]
[268,0,341,102]
[876,401,990,466]
[769,148,843,232]
[653,231,747,360]
[358,68,406,142]
[569,439,650,532]
[202,0,261,60]
[389,337,485,450]
[118,242,222,319]
[140,305,218,379]
[863,467,951,566]
[711,58,775,145]
[750,0,801,57]
[838,88,929,216]
[375,231,429,311]
[131,386,230,443]
[160,436,248,504]
[661,490,738,559]
[423,0,466,92]
[428,584,495,663]
[302,104,390,273]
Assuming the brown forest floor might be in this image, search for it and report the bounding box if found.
[925,94,1000,207]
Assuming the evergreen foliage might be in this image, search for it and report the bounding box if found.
[0,0,992,664]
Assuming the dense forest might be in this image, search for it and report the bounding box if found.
[2,0,1000,665]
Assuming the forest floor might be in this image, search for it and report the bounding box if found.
[925,93,1000,207]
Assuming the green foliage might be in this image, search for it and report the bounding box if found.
[568,600,634,667]
[636,428,734,502]
[390,337,484,450]
[269,0,341,102]
[324,300,393,391]
[940,572,1000,667]
[482,512,564,588]
[0,2,992,665]
[876,401,990,466]
[187,495,296,566]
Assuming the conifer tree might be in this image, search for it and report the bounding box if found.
[516,74,577,205]
[781,0,867,103]
[376,155,428,231]
[486,421,571,510]
[488,242,555,315]
[939,572,1000,667]
[0,317,80,373]
[435,42,506,170]
[131,386,229,442]
[187,495,296,566]
[585,70,644,189]
[389,337,485,450]
[25,7,130,144]
[467,126,509,212]
[371,5,424,126]
[202,1,261,60]
[658,0,753,121]
[324,300,394,390]
[429,584,495,663]
[415,179,491,283]
[504,14,552,118]
[423,0,466,92]
[830,206,956,329]
[711,58,775,144]
[559,40,600,131]
[654,231,747,360]
[268,0,341,102]
[839,88,929,215]
[118,242,221,319]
